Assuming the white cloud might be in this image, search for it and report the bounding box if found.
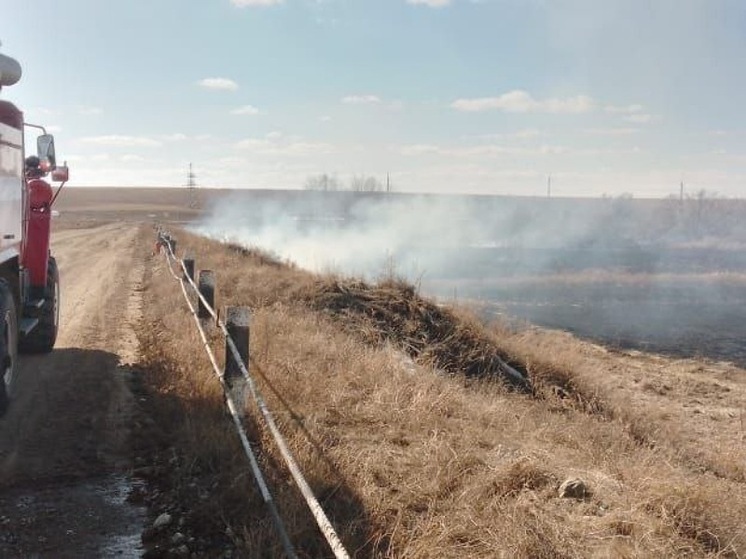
[601,103,658,124]
[585,127,640,136]
[217,156,247,167]
[319,115,332,122]
[231,104,260,116]
[121,154,146,163]
[451,90,595,113]
[155,133,213,142]
[512,128,543,139]
[624,113,658,124]
[603,104,658,124]
[160,133,189,142]
[397,143,542,157]
[80,135,162,148]
[475,129,545,142]
[341,94,381,105]
[406,0,451,6]
[604,104,644,115]
[231,0,284,6]
[457,144,571,157]
[397,142,640,158]
[279,142,336,156]
[198,77,239,91]
[398,144,442,156]
[235,136,335,156]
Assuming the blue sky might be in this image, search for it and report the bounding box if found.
[2,0,745,197]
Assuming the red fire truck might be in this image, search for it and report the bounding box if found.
[0,48,69,416]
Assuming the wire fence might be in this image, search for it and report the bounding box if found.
[158,231,350,559]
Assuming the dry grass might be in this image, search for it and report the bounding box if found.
[305,277,531,390]
[135,225,746,558]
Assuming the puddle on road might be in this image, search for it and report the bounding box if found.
[96,474,146,557]
[0,474,146,558]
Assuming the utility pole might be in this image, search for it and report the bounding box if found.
[547,175,551,198]
[186,162,197,208]
[386,172,391,193]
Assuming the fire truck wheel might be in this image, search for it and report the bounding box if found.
[0,281,19,417]
[19,257,59,354]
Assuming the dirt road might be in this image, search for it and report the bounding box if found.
[0,223,148,558]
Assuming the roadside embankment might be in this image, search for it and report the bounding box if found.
[135,226,746,558]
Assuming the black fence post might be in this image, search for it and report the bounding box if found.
[197,270,215,322]
[225,306,250,413]
[183,258,195,283]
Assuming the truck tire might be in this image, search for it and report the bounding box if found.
[0,282,19,417]
[19,257,59,354]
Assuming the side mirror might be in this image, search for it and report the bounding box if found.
[51,165,69,182]
[37,134,56,168]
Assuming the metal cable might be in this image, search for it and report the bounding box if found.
[161,236,351,559]
[162,247,298,559]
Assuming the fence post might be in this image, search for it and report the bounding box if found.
[197,270,215,322]
[157,232,167,252]
[225,306,250,414]
[183,258,195,283]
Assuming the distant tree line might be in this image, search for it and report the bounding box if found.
[558,190,746,247]
[304,173,390,192]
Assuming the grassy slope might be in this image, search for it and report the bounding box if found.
[137,225,746,558]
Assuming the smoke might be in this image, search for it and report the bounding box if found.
[193,191,506,279]
[192,190,746,281]
[192,191,654,278]
[192,190,746,366]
